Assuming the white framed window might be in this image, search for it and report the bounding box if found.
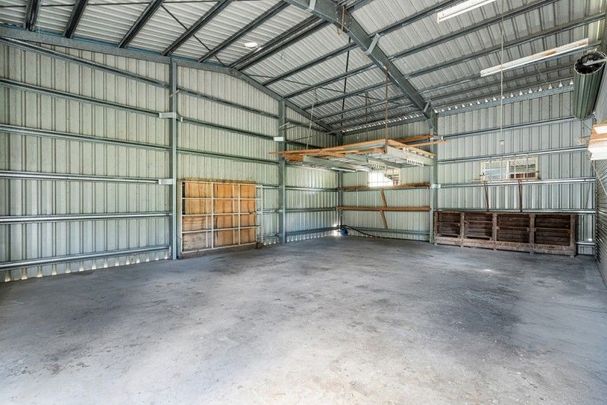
[368,168,400,187]
[480,157,538,182]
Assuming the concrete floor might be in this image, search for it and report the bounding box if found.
[1,237,607,404]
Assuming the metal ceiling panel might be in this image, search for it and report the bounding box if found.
[405,23,598,93]
[127,4,198,53]
[74,1,151,44]
[160,1,221,59]
[265,47,371,96]
[0,0,27,27]
[215,4,310,65]
[181,0,278,63]
[244,24,351,80]
[351,0,436,34]
[36,0,72,34]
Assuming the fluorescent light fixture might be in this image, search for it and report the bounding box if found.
[244,41,258,49]
[481,38,589,77]
[437,0,498,23]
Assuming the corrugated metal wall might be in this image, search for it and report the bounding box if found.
[595,161,607,283]
[342,91,595,254]
[0,42,171,282]
[342,121,432,241]
[0,41,337,281]
[592,69,607,283]
[285,108,338,241]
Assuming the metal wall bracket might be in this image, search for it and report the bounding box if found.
[158,178,175,185]
[365,34,381,55]
[159,111,179,119]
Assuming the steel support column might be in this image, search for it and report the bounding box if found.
[429,139,439,243]
[336,133,344,228]
[169,59,178,260]
[278,100,287,244]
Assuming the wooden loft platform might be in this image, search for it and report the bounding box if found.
[275,138,436,172]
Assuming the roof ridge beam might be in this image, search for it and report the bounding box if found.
[162,0,231,56]
[119,0,164,48]
[199,2,289,63]
[64,0,89,38]
[282,0,434,126]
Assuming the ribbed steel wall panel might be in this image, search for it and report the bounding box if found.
[343,92,595,251]
[40,44,170,83]
[1,42,171,281]
[440,93,574,135]
[179,121,277,162]
[179,66,277,115]
[595,160,607,283]
[345,120,430,142]
[286,107,336,147]
[342,167,431,240]
[284,164,338,240]
[0,40,339,280]
[438,92,594,255]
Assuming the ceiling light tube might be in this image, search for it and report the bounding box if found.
[480,38,590,77]
[437,0,498,23]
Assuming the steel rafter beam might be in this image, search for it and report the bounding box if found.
[283,0,434,125]
[24,0,41,31]
[119,0,163,48]
[162,0,231,56]
[301,13,602,112]
[281,0,460,99]
[263,42,357,86]
[199,2,288,63]
[230,16,319,69]
[236,19,328,71]
[302,80,387,109]
[286,0,557,100]
[232,1,372,72]
[64,0,88,38]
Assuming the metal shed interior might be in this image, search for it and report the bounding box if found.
[1,0,607,403]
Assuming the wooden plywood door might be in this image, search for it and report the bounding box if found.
[180,180,257,256]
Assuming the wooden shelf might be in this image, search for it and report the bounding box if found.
[434,211,576,256]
